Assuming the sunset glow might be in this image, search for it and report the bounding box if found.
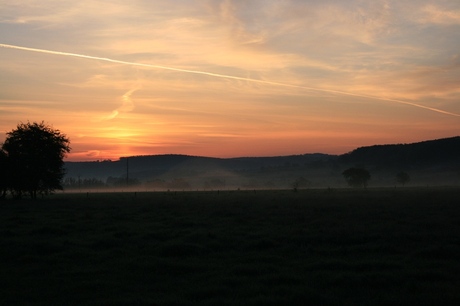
[1,1,459,161]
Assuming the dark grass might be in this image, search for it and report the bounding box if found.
[1,187,460,305]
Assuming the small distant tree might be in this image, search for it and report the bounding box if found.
[2,121,70,199]
[342,167,371,188]
[396,171,410,186]
[292,176,311,191]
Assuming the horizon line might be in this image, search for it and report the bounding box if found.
[64,134,459,162]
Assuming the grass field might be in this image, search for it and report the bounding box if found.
[1,187,460,305]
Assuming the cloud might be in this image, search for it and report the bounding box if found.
[2,43,459,118]
[212,0,269,45]
[0,1,136,27]
[120,88,136,112]
[101,110,119,121]
[85,150,100,157]
[419,4,460,25]
[100,87,139,121]
[2,1,460,160]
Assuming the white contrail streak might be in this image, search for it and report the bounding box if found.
[1,43,459,117]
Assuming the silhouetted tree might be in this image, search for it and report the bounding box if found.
[292,176,311,191]
[342,167,371,188]
[0,149,8,199]
[396,171,410,186]
[2,122,70,199]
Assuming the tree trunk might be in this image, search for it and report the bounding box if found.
[30,190,37,199]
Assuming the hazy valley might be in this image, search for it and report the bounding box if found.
[64,136,460,190]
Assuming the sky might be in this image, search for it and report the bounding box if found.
[1,0,459,161]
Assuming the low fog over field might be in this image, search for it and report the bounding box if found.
[64,137,460,191]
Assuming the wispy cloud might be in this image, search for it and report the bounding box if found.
[2,43,459,117]
[419,4,460,25]
[100,87,140,121]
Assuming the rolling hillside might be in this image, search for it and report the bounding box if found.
[64,136,460,189]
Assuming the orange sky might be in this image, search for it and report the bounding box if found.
[1,1,459,161]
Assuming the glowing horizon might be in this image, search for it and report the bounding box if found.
[1,1,459,161]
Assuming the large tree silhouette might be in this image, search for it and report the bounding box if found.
[342,167,371,188]
[1,122,70,199]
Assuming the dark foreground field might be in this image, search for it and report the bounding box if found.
[1,188,460,305]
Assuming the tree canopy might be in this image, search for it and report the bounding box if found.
[342,167,371,188]
[1,121,70,199]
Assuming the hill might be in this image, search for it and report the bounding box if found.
[339,136,460,167]
[64,153,337,190]
[338,136,460,186]
[64,136,460,189]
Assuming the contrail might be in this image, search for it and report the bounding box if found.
[1,43,459,117]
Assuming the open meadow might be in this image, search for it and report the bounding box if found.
[1,187,460,305]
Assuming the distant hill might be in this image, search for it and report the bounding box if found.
[64,136,460,189]
[337,136,460,186]
[64,153,335,181]
[339,136,460,167]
